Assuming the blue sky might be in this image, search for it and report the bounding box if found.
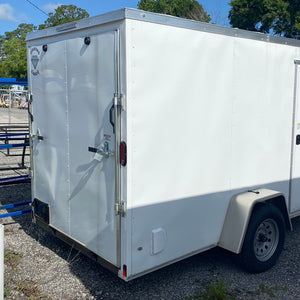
[0,0,231,35]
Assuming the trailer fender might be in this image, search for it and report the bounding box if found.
[218,188,291,254]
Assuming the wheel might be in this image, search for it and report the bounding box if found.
[236,203,285,273]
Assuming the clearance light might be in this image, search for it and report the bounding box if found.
[123,264,127,277]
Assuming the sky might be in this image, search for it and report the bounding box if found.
[0,0,231,36]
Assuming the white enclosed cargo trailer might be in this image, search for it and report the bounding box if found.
[27,8,300,280]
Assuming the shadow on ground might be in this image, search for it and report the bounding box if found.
[1,183,300,299]
[0,183,240,299]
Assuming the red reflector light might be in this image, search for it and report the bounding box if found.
[120,141,127,166]
[123,264,127,277]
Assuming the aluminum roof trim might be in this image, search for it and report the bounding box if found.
[26,8,126,41]
[27,8,300,47]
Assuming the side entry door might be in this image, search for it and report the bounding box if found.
[290,59,300,213]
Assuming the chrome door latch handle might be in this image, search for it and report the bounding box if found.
[88,142,115,159]
[31,129,44,141]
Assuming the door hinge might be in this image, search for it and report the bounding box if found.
[113,93,125,109]
[28,93,33,104]
[115,201,125,216]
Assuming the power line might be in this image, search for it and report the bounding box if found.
[24,0,49,17]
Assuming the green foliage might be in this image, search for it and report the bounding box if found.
[1,36,27,78]
[138,0,211,22]
[0,5,89,78]
[16,280,49,299]
[229,0,300,39]
[184,280,288,299]
[256,283,288,297]
[39,5,89,30]
[0,63,8,78]
[184,280,235,300]
[4,250,22,268]
[4,288,9,297]
[0,23,35,78]
[203,280,235,300]
[4,23,36,40]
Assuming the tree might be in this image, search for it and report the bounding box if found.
[2,37,27,78]
[0,24,36,78]
[39,5,89,30]
[228,0,300,39]
[0,5,89,78]
[5,23,36,40]
[138,0,211,22]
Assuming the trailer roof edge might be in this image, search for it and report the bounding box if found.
[26,8,127,41]
[26,7,300,47]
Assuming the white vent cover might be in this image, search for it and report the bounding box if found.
[151,228,167,255]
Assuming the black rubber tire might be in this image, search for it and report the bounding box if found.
[236,203,285,273]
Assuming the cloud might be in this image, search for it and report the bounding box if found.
[17,13,30,24]
[42,3,62,13]
[0,4,15,21]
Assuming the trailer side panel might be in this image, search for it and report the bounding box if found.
[126,19,298,277]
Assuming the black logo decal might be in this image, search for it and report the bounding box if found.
[30,47,40,76]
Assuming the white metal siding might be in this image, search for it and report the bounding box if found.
[30,41,70,233]
[125,19,299,276]
[29,28,120,266]
[126,20,233,275]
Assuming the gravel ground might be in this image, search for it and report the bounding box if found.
[1,108,300,299]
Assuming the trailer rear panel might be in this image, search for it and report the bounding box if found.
[28,23,122,266]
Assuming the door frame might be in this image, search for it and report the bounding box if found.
[289,59,300,214]
[114,28,123,268]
